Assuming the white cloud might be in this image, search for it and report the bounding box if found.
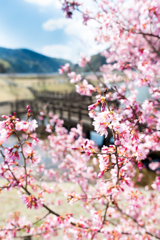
[42,16,108,62]
[41,39,108,63]
[43,18,72,31]
[43,17,100,48]
[43,16,99,34]
[42,44,75,61]
[24,0,61,8]
[0,34,21,49]
[25,0,107,62]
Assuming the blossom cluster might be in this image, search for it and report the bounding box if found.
[1,0,160,239]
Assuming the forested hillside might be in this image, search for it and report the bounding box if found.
[0,47,71,73]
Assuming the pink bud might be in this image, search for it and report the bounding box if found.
[101,103,105,112]
[98,170,105,178]
[2,115,7,118]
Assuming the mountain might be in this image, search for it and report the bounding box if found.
[0,47,108,74]
[72,53,107,73]
[0,47,71,73]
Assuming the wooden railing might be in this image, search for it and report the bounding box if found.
[0,92,95,130]
[0,91,118,133]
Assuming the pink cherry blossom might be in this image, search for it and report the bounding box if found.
[1,0,160,239]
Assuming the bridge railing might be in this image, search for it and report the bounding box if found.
[34,90,93,103]
[5,96,92,130]
[0,91,118,134]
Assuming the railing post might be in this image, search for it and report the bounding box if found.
[23,236,32,240]
[78,104,82,121]
[53,103,56,114]
[68,105,71,130]
[15,101,18,115]
[46,104,50,115]
[60,103,63,118]
[10,102,14,115]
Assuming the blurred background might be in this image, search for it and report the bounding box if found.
[0,1,158,236]
[0,0,108,102]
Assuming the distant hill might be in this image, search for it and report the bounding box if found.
[72,53,107,73]
[0,47,71,73]
[0,47,108,74]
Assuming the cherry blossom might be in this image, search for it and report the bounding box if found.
[1,0,160,239]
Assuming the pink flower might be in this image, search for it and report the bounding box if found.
[152,177,160,192]
[58,63,70,74]
[149,162,160,171]
[28,120,38,132]
[92,111,113,137]
[78,55,91,68]
[76,79,95,96]
[22,195,39,209]
[68,72,82,83]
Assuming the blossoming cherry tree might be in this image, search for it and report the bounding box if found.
[1,0,160,239]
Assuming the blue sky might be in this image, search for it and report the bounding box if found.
[0,0,107,62]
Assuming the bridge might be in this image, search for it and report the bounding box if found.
[0,90,117,145]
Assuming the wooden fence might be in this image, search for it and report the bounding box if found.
[0,90,116,141]
[0,91,95,131]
